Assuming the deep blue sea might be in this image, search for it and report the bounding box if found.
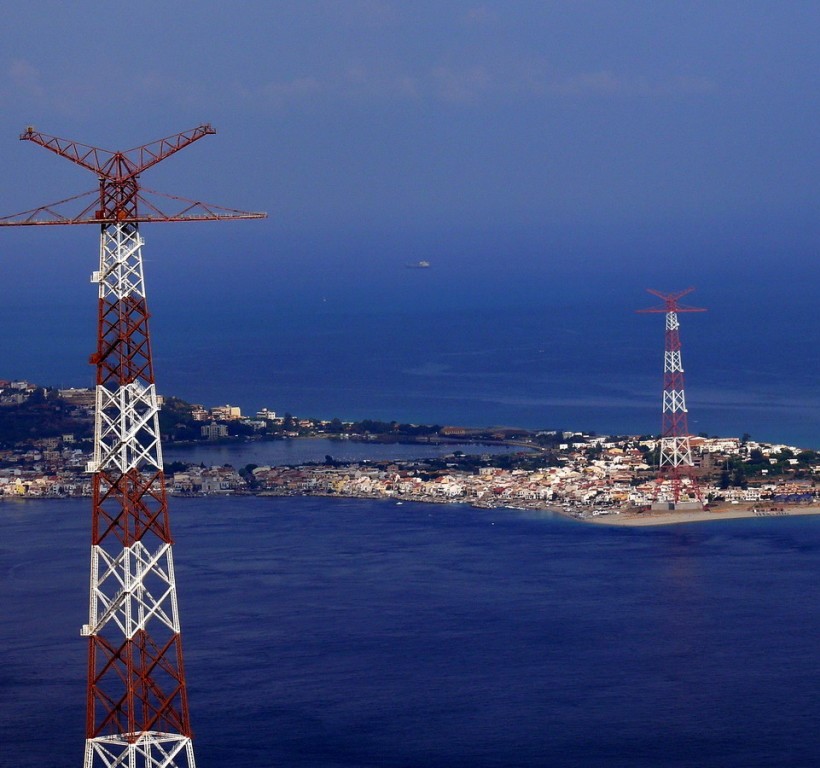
[3,497,820,768]
[0,223,817,447]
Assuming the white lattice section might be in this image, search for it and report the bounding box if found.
[662,389,687,413]
[665,311,679,331]
[84,733,195,768]
[92,226,147,301]
[664,350,683,373]
[82,542,180,638]
[659,436,694,468]
[88,381,163,474]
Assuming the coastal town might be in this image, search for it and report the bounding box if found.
[0,379,817,519]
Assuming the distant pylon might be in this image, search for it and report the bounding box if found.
[637,288,706,507]
[0,126,265,768]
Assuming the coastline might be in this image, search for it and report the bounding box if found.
[581,504,820,527]
[253,490,820,527]
[5,485,820,528]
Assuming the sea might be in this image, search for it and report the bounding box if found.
[2,223,819,765]
[3,496,820,768]
[0,222,817,449]
[164,437,521,468]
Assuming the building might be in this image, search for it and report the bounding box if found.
[58,387,97,407]
[201,422,229,440]
[211,404,242,420]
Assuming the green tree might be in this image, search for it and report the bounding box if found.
[797,450,818,465]
[227,421,255,437]
[731,468,747,489]
[327,418,344,434]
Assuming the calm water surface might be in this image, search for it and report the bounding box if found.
[164,438,520,468]
[2,497,819,767]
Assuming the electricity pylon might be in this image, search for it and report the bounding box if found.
[638,288,706,508]
[0,125,265,768]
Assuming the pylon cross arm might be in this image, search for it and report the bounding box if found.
[1,125,266,225]
[20,124,215,179]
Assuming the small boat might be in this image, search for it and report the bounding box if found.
[406,260,431,269]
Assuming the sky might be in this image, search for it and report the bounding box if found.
[0,1,817,437]
[0,2,816,239]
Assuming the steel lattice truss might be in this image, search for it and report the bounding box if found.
[0,126,265,768]
[84,219,194,768]
[638,288,707,506]
[85,733,195,768]
[0,125,263,226]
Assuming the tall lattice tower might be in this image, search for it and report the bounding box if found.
[0,126,265,768]
[637,288,706,508]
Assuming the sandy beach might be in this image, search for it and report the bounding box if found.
[585,504,820,527]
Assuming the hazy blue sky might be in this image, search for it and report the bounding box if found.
[1,1,816,239]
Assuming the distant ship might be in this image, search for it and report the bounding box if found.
[406,260,431,269]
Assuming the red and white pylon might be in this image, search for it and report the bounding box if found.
[1,126,265,768]
[638,288,706,507]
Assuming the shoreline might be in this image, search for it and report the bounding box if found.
[4,489,820,528]
[256,491,820,527]
[581,505,820,527]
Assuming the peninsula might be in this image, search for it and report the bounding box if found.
[0,379,817,526]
